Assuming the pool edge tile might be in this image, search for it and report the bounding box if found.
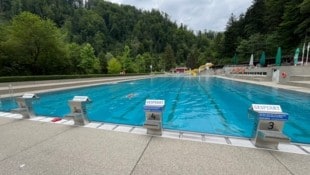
[29,117,45,121]
[0,113,309,155]
[84,122,102,128]
[277,143,307,155]
[131,127,147,135]
[203,135,227,145]
[114,125,133,133]
[181,133,203,142]
[229,138,255,148]
[98,123,117,130]
[162,131,181,139]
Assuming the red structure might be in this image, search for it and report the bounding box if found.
[174,67,188,73]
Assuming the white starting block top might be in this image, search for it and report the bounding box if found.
[252,104,282,113]
[145,99,165,107]
[72,96,91,102]
[22,93,39,99]
[144,99,165,112]
[251,104,288,121]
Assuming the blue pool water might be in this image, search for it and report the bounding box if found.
[0,77,309,143]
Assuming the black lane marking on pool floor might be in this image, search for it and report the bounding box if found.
[195,79,233,132]
[166,79,185,123]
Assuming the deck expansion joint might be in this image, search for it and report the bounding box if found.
[112,125,119,130]
[297,145,310,154]
[179,132,184,138]
[96,123,104,128]
[225,137,232,145]
[129,127,135,133]
[201,134,206,142]
[129,136,153,175]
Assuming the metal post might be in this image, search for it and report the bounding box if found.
[306,42,310,65]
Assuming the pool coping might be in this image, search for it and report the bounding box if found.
[0,76,150,98]
[215,75,310,94]
[1,112,309,155]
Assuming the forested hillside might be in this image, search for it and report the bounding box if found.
[0,0,221,76]
[223,0,309,63]
[0,0,308,76]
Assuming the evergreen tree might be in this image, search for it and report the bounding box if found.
[162,44,175,71]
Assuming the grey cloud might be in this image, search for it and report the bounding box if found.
[107,0,252,31]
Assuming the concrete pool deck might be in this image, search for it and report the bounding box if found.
[0,116,309,175]
[0,75,309,174]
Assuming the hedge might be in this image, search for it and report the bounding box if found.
[0,73,151,83]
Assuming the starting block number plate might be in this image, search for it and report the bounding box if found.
[22,93,38,99]
[72,96,91,102]
[145,100,165,107]
[252,104,282,113]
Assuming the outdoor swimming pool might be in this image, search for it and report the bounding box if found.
[0,77,309,143]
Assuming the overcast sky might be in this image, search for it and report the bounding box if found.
[106,0,253,32]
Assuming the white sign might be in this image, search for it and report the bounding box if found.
[73,96,91,102]
[145,99,165,107]
[22,93,38,99]
[252,104,282,113]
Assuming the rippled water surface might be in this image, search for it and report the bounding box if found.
[1,77,309,143]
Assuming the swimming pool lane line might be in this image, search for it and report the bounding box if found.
[284,121,310,143]
[198,78,254,135]
[213,78,310,141]
[166,78,185,123]
[215,79,310,142]
[194,79,234,133]
[34,78,149,117]
[147,78,184,122]
[92,77,178,124]
[106,78,178,122]
[2,77,309,143]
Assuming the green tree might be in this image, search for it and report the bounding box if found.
[264,0,290,33]
[162,44,175,71]
[98,51,108,74]
[120,45,134,73]
[296,0,310,42]
[78,43,100,74]
[236,34,266,62]
[243,0,266,36]
[107,57,122,74]
[141,52,153,72]
[67,42,82,74]
[186,46,199,69]
[278,0,304,52]
[134,54,146,73]
[223,14,241,58]
[0,11,69,75]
